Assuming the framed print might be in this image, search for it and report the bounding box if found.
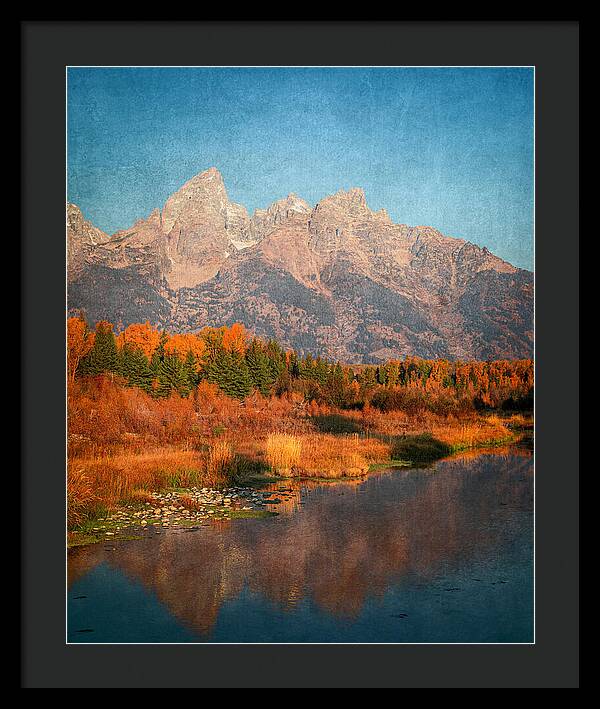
[21,21,579,688]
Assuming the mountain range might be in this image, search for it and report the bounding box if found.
[67,167,533,363]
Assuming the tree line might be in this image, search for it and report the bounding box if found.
[68,317,534,411]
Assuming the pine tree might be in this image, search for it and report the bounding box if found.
[119,345,154,392]
[150,331,169,375]
[274,367,292,396]
[206,349,252,399]
[155,353,191,398]
[300,353,314,380]
[183,350,199,391]
[79,321,119,376]
[246,339,273,396]
[314,356,329,385]
[265,339,285,381]
[288,351,300,378]
[326,362,348,407]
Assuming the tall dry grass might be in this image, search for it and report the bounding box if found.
[67,448,204,527]
[298,433,390,477]
[431,416,513,451]
[265,434,302,475]
[67,440,247,527]
[265,432,390,478]
[67,468,99,527]
[203,439,234,487]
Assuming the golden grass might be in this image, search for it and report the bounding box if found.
[68,416,518,527]
[266,433,391,478]
[430,417,513,451]
[67,468,99,528]
[203,439,233,487]
[265,434,302,475]
[67,447,204,527]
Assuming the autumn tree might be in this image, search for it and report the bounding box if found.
[116,322,161,360]
[68,318,534,412]
[67,315,94,383]
[165,333,205,369]
[222,322,248,356]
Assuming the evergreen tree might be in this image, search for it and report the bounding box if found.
[156,353,191,398]
[246,339,273,395]
[314,356,330,385]
[183,350,199,391]
[274,367,292,396]
[79,321,119,376]
[150,331,169,374]
[326,362,348,407]
[300,353,314,380]
[206,349,252,399]
[119,345,154,392]
[288,351,300,378]
[264,339,285,382]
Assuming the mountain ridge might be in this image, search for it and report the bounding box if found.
[67,167,533,363]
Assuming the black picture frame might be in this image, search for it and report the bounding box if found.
[21,21,579,688]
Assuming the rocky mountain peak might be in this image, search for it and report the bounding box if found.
[186,166,225,189]
[67,203,111,281]
[161,167,230,234]
[147,207,162,226]
[249,193,311,243]
[67,204,110,246]
[281,193,311,213]
[308,187,392,246]
[311,187,388,225]
[318,187,366,211]
[68,169,533,361]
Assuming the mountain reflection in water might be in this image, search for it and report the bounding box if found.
[68,449,533,643]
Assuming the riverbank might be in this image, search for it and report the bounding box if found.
[68,414,530,547]
[68,486,280,548]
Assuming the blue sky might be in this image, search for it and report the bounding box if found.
[67,67,534,270]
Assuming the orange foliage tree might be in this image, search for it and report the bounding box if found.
[67,315,94,383]
[222,322,248,355]
[116,322,161,359]
[164,333,206,370]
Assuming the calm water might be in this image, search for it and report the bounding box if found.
[68,448,533,643]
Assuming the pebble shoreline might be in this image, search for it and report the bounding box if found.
[74,486,293,544]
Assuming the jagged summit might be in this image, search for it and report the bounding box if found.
[68,168,533,362]
[161,167,234,234]
[316,187,366,212]
[177,166,224,189]
[312,187,390,224]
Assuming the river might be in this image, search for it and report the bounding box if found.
[68,446,533,643]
